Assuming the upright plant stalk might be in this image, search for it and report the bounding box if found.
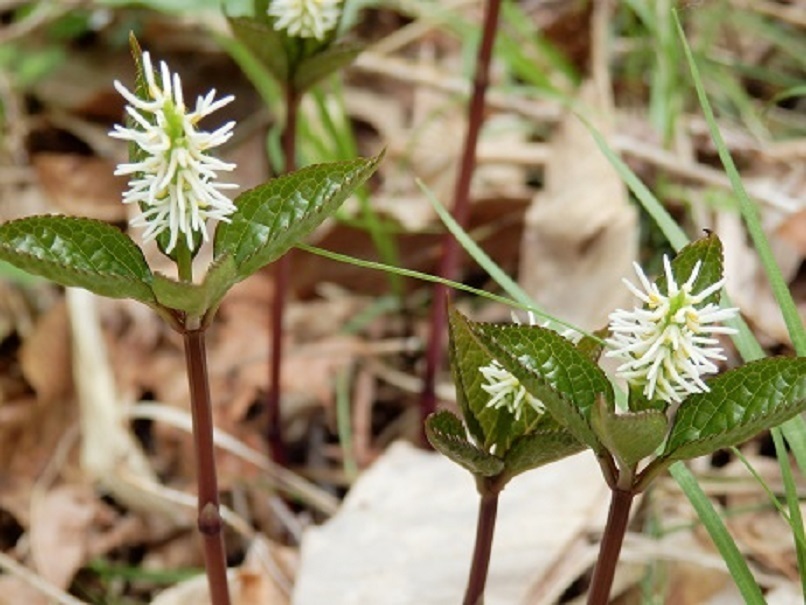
[587,488,635,605]
[183,328,231,605]
[464,485,501,605]
[421,0,502,434]
[267,84,300,463]
[177,250,231,605]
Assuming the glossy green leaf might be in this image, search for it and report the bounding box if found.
[458,309,612,454]
[575,327,607,364]
[448,307,555,453]
[502,429,585,481]
[628,383,669,413]
[214,154,382,281]
[662,357,806,461]
[424,411,504,478]
[228,16,289,84]
[657,232,724,307]
[591,397,668,468]
[0,216,155,303]
[151,255,238,316]
[294,42,363,92]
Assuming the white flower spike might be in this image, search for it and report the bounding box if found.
[479,360,545,421]
[606,256,739,404]
[478,312,570,421]
[110,52,237,254]
[268,0,341,40]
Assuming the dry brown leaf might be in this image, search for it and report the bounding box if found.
[294,442,607,605]
[719,210,804,346]
[518,80,638,330]
[19,300,72,404]
[150,537,292,605]
[0,576,52,605]
[29,484,97,589]
[32,153,127,221]
[777,207,806,255]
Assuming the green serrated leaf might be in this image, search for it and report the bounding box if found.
[151,274,204,315]
[628,383,669,413]
[127,33,149,169]
[0,216,155,303]
[462,312,612,454]
[213,153,382,281]
[228,16,289,84]
[200,254,238,314]
[663,357,806,461]
[151,254,238,316]
[575,327,608,364]
[294,42,363,92]
[658,232,724,306]
[448,307,550,453]
[591,397,668,468]
[425,411,505,478]
[502,429,585,481]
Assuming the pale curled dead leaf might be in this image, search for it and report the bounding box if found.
[29,484,96,589]
[67,288,180,520]
[718,210,805,346]
[293,442,607,605]
[19,300,72,404]
[32,153,127,221]
[518,80,638,330]
[150,537,292,605]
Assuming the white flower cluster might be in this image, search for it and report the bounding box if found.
[606,257,738,403]
[478,312,572,421]
[268,0,342,40]
[479,360,545,421]
[110,52,237,253]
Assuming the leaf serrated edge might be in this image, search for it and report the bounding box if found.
[465,318,609,453]
[662,358,806,461]
[0,216,155,302]
[217,154,382,273]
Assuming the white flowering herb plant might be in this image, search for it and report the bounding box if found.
[0,39,380,605]
[229,0,360,96]
[427,233,806,605]
[226,0,362,463]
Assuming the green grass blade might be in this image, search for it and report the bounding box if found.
[673,10,806,356]
[669,462,765,604]
[771,429,806,595]
[579,93,806,470]
[298,243,524,311]
[212,31,281,113]
[577,116,687,252]
[673,8,806,474]
[415,179,595,339]
[731,442,806,550]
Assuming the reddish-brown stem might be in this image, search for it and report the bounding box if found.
[587,488,635,605]
[183,328,231,605]
[267,84,299,463]
[464,488,500,605]
[420,0,502,439]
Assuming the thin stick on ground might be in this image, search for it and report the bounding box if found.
[420,0,503,438]
[267,84,300,464]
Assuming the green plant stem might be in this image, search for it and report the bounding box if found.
[587,488,635,605]
[268,84,300,463]
[421,0,502,439]
[183,328,231,605]
[464,489,500,605]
